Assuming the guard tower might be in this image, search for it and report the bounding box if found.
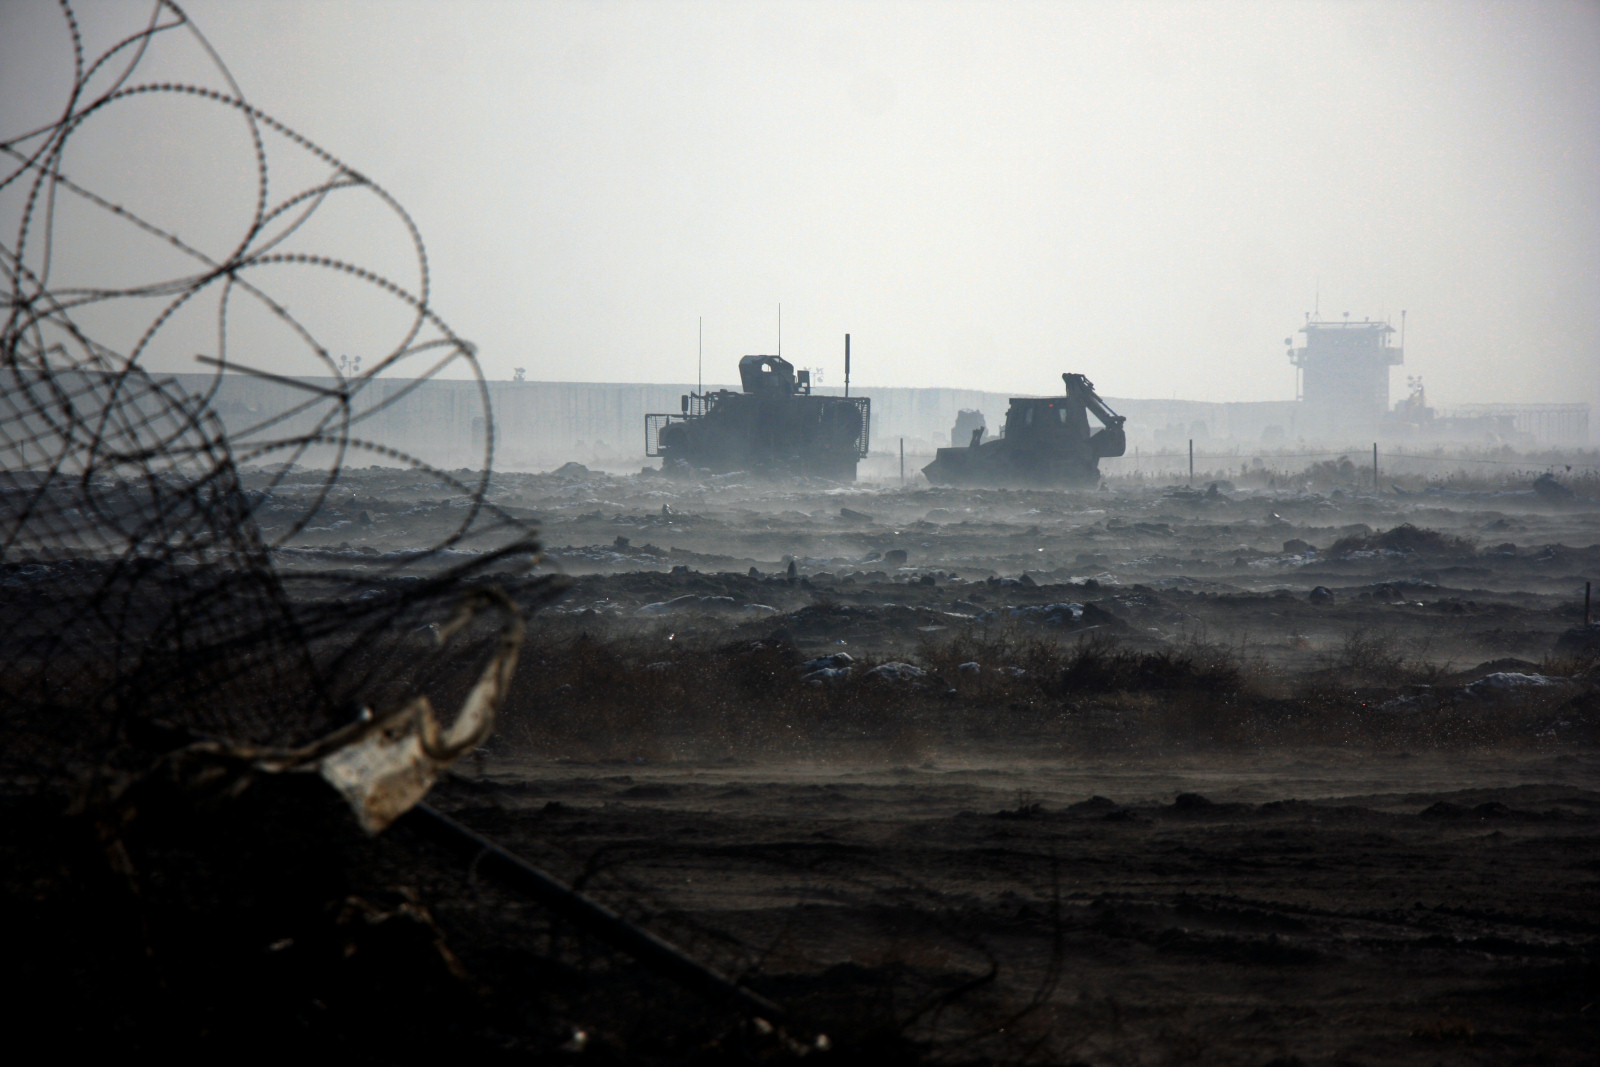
[1288,312,1403,436]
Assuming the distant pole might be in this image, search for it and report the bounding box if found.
[1373,442,1379,490]
[900,438,905,486]
[844,334,851,398]
[777,303,781,357]
[1586,580,1592,626]
[1188,439,1193,485]
[697,316,702,395]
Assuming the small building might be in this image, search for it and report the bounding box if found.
[1288,314,1403,437]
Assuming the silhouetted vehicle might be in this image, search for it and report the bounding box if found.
[922,372,1125,487]
[645,355,870,480]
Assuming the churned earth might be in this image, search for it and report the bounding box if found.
[230,460,1600,1061]
[8,461,1596,1062]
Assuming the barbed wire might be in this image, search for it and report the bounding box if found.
[1,1,542,782]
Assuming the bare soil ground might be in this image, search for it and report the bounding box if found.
[8,463,1600,1062]
[432,748,1600,1065]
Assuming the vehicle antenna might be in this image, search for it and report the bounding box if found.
[777,303,781,357]
[697,316,702,395]
[844,333,851,398]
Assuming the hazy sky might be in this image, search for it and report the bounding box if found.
[4,0,1597,412]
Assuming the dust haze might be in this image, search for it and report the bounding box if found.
[4,2,1599,1063]
[4,0,1597,412]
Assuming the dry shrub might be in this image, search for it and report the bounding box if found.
[1049,635,1246,695]
[915,623,1060,691]
[1290,628,1455,698]
[919,626,1253,696]
[1302,455,1364,489]
[498,628,815,758]
[494,617,1591,760]
[1330,628,1422,686]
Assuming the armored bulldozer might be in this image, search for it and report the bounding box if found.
[922,373,1125,487]
[645,354,870,480]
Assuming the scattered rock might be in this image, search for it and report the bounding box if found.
[1309,586,1335,605]
[1461,672,1564,698]
[1079,601,1128,630]
[1452,658,1542,683]
[994,602,1081,626]
[635,594,737,616]
[863,661,925,683]
[801,652,854,672]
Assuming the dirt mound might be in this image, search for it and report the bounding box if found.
[1327,523,1475,557]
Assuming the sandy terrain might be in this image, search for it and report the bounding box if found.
[430,747,1599,1064]
[8,461,1599,1062]
[248,460,1598,1061]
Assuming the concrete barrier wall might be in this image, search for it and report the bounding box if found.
[8,370,1585,475]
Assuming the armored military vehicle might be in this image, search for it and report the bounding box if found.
[922,372,1125,487]
[645,352,870,480]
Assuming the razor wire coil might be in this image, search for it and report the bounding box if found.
[2,0,541,783]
